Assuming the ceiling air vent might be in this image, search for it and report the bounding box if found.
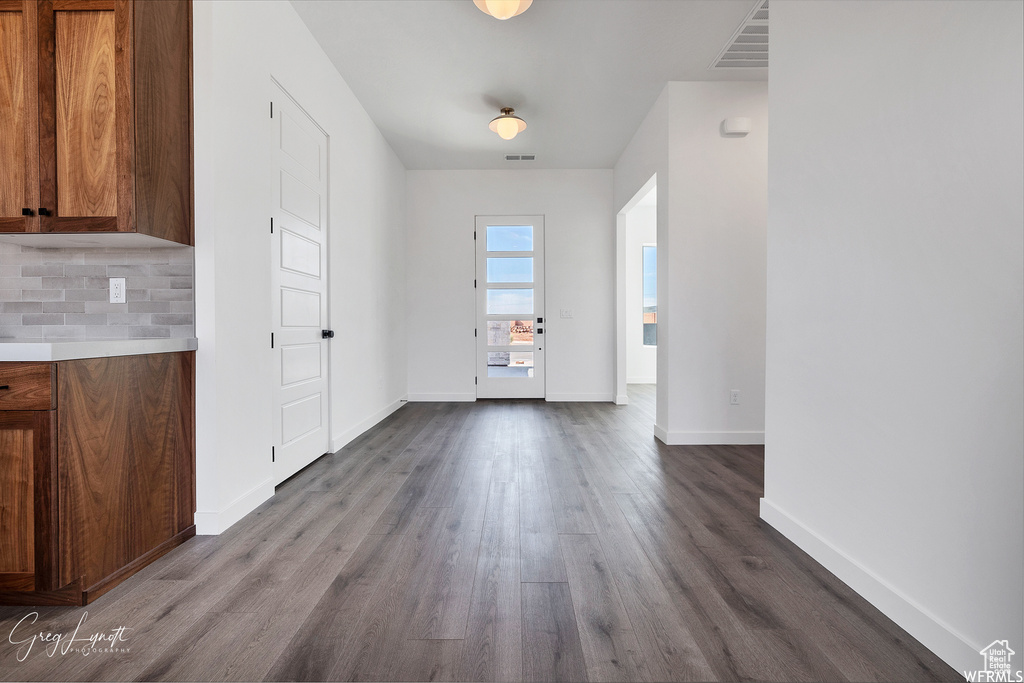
[505,154,536,161]
[710,0,768,69]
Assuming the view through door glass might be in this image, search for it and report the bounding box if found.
[476,216,545,399]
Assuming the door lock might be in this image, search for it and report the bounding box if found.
[322,330,335,339]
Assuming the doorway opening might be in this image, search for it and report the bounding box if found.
[615,176,657,421]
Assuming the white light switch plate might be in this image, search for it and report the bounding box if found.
[560,309,573,319]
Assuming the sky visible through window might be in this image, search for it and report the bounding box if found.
[487,258,533,283]
[487,288,534,315]
[643,245,657,307]
[486,225,533,252]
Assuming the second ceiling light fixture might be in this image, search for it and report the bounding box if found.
[489,108,527,140]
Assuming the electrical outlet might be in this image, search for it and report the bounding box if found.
[560,309,573,319]
[109,277,126,304]
[730,389,740,405]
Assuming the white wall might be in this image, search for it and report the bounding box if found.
[613,82,768,444]
[663,81,768,445]
[762,1,1024,674]
[193,0,407,534]
[406,170,614,402]
[625,204,657,383]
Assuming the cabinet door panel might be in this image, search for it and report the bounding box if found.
[37,0,130,233]
[0,414,35,573]
[54,9,117,217]
[0,0,38,232]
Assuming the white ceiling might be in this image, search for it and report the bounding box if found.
[289,0,767,170]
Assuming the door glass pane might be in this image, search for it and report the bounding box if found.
[486,289,533,315]
[487,320,534,345]
[487,257,533,283]
[486,225,533,252]
[643,245,657,346]
[487,351,535,377]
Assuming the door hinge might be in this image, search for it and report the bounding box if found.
[475,376,478,385]
[270,216,274,234]
[474,279,477,288]
[272,446,275,462]
[270,101,274,118]
[271,332,274,349]
[474,230,477,240]
[474,328,477,337]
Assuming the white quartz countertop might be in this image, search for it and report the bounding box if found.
[0,337,198,362]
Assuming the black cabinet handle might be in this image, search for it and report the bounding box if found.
[322,330,335,339]
[0,385,9,390]
[22,208,34,216]
[38,208,51,216]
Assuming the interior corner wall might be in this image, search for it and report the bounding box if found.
[614,82,768,444]
[192,0,407,534]
[405,170,614,402]
[763,1,1024,673]
[625,205,657,383]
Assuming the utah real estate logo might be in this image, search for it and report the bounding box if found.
[964,640,1023,682]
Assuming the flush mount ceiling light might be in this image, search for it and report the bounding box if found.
[489,108,527,140]
[473,0,532,20]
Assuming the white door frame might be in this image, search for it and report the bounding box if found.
[615,174,658,406]
[270,78,332,483]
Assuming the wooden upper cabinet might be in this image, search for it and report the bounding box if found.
[0,0,192,245]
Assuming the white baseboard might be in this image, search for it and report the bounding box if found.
[614,394,629,405]
[654,429,765,445]
[654,423,669,442]
[759,498,979,674]
[331,395,407,453]
[545,393,614,402]
[194,477,274,535]
[407,392,476,402]
[626,377,656,384]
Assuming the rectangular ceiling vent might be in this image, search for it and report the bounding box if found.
[505,154,536,161]
[710,0,768,69]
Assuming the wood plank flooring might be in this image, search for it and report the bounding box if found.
[0,385,961,682]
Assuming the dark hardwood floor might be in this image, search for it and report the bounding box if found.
[0,385,961,681]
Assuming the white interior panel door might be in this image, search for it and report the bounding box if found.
[476,215,545,399]
[271,84,331,484]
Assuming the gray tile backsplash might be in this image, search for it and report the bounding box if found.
[0,242,194,340]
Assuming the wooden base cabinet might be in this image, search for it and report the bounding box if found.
[0,352,195,605]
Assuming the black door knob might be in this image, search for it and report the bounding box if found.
[22,208,34,216]
[322,330,335,339]
[38,208,51,216]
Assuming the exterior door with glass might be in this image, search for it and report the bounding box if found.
[476,216,544,399]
